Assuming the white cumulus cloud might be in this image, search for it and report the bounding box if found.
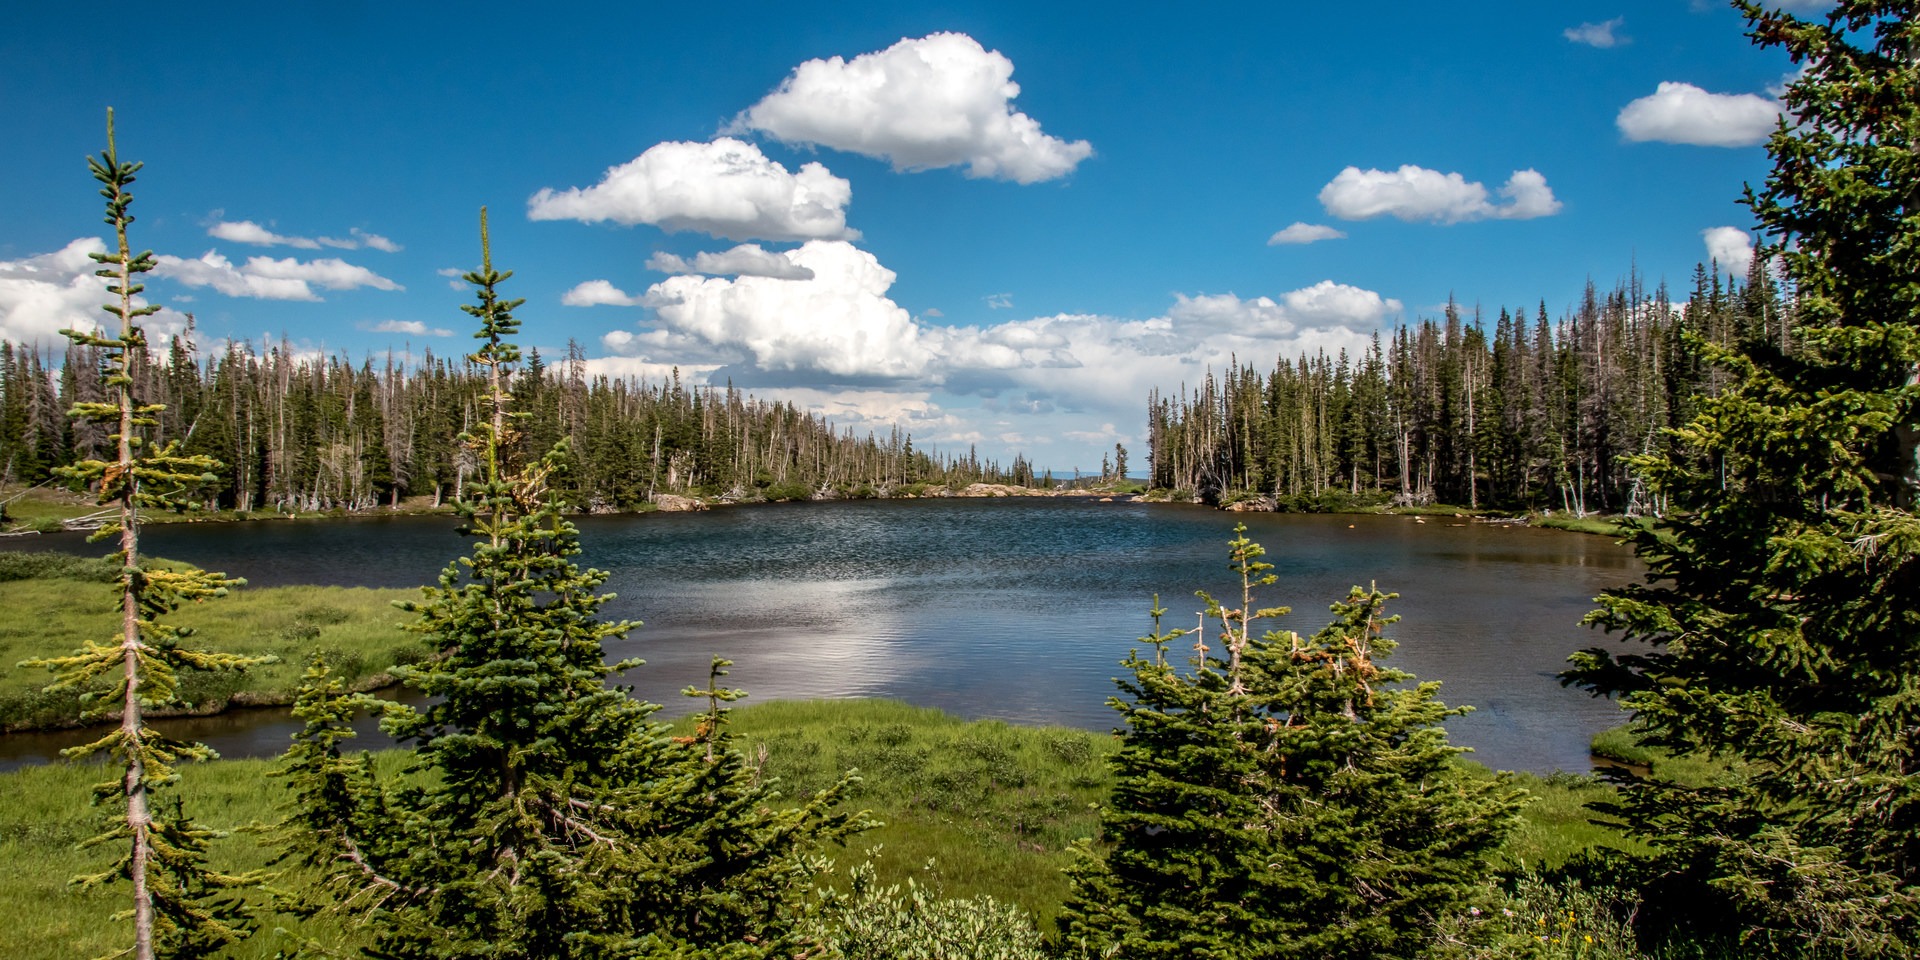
[1318,165,1562,223]
[1702,226,1755,278]
[579,240,1404,471]
[208,220,401,252]
[209,220,321,249]
[361,319,453,337]
[645,240,932,378]
[1617,82,1781,147]
[731,32,1092,184]
[1168,284,1401,337]
[0,238,123,342]
[561,279,646,307]
[1,238,190,343]
[1565,17,1628,48]
[154,251,402,300]
[647,243,815,280]
[1268,222,1347,245]
[351,228,402,252]
[244,256,402,291]
[527,138,856,242]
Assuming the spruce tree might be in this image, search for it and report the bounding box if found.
[23,109,265,960]
[1565,3,1920,954]
[1061,526,1521,959]
[276,211,869,959]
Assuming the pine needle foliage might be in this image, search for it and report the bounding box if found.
[20,109,266,960]
[1060,525,1523,960]
[1562,3,1920,955]
[275,211,871,960]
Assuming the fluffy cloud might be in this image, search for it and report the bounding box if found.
[351,228,402,252]
[731,32,1092,184]
[562,280,647,307]
[1617,82,1780,147]
[0,238,121,342]
[1278,281,1403,327]
[1564,17,1628,48]
[361,319,453,337]
[210,220,320,249]
[1,238,188,343]
[577,234,1403,469]
[646,243,815,280]
[208,220,401,252]
[527,138,856,242]
[602,237,1399,393]
[155,251,403,300]
[1318,166,1562,223]
[579,355,721,384]
[1168,284,1401,337]
[1268,222,1346,245]
[1702,226,1755,277]
[646,240,932,378]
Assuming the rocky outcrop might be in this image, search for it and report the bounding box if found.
[1224,496,1277,512]
[651,494,708,512]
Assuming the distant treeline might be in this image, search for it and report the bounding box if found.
[1147,262,1787,514]
[0,336,1042,512]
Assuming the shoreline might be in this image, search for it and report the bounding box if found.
[4,480,1633,538]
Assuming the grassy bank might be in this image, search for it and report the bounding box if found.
[1532,514,1637,537]
[0,698,1639,959]
[1590,723,1737,788]
[0,483,457,535]
[710,699,1113,930]
[0,551,420,732]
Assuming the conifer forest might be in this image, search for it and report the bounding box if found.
[3,2,1918,959]
[0,336,1038,514]
[1143,266,1783,514]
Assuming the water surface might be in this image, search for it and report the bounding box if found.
[3,500,1641,773]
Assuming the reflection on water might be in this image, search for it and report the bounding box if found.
[2,500,1642,773]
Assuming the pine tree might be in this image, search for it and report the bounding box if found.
[22,109,265,960]
[1565,3,1920,954]
[1060,526,1522,959]
[276,210,870,959]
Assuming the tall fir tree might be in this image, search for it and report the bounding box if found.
[1060,526,1522,959]
[23,109,264,960]
[1565,3,1920,955]
[276,210,870,959]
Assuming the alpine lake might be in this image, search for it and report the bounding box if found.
[0,497,1643,774]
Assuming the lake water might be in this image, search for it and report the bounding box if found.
[1,499,1642,773]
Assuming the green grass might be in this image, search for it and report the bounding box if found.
[0,485,105,531]
[694,699,1115,932]
[0,699,1648,958]
[1498,770,1645,869]
[0,700,1109,958]
[0,550,422,731]
[0,750,425,960]
[1590,724,1737,788]
[1533,514,1637,537]
[0,483,457,533]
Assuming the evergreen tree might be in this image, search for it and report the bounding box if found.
[276,210,869,959]
[1565,3,1920,955]
[22,109,264,960]
[1060,526,1521,959]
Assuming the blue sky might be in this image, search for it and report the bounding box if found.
[0,2,1813,473]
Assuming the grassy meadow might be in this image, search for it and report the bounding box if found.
[0,696,1646,959]
[0,550,422,732]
